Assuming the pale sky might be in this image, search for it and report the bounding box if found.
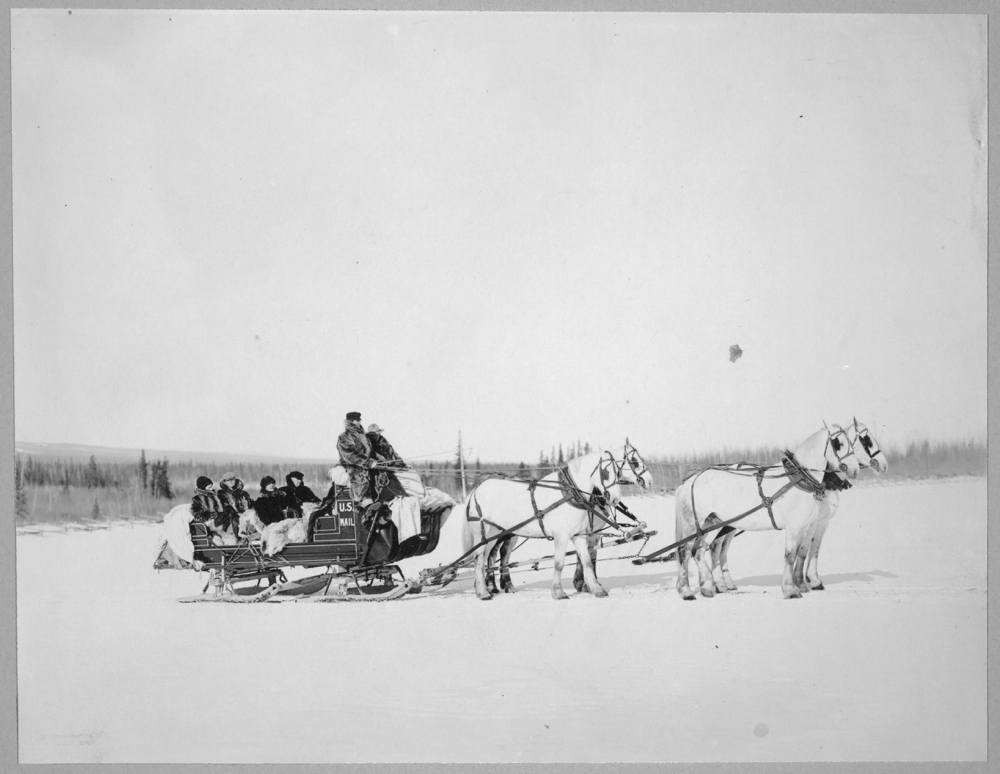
[12,11,987,463]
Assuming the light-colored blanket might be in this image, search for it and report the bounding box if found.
[387,471,456,542]
[153,504,196,570]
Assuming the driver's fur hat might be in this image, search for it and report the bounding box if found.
[346,411,362,421]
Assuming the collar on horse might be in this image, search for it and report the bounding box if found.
[780,451,829,499]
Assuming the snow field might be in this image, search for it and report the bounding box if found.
[16,479,986,762]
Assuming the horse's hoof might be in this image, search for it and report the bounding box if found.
[813,583,825,591]
[713,583,727,594]
[682,592,697,601]
[552,589,569,601]
[501,584,517,594]
[476,590,493,601]
[725,582,738,592]
[573,580,585,593]
[798,584,811,594]
[593,587,609,598]
[783,590,802,599]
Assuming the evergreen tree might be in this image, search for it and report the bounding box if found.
[558,444,564,465]
[159,460,174,500]
[455,433,466,494]
[517,461,527,478]
[91,498,102,520]
[138,449,149,493]
[584,442,591,455]
[15,456,29,522]
[150,460,174,499]
[86,455,100,488]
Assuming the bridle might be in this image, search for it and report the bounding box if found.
[850,420,885,473]
[826,426,856,475]
[596,443,650,491]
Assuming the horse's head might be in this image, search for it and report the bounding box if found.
[567,449,623,505]
[847,417,889,474]
[823,422,861,480]
[793,424,860,484]
[608,438,654,491]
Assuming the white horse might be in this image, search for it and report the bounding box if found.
[571,441,654,592]
[482,441,654,595]
[804,418,888,589]
[462,449,623,600]
[675,425,860,600]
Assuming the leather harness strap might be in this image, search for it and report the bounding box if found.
[755,469,780,530]
[465,467,613,543]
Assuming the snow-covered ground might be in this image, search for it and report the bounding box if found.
[17,478,986,763]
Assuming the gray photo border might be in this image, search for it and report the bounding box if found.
[0,2,994,773]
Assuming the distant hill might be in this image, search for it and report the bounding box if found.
[14,441,333,466]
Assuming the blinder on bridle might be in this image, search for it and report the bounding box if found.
[827,427,855,474]
[857,428,883,472]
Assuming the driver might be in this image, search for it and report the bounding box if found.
[336,411,376,503]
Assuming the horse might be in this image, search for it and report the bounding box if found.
[462,449,623,600]
[482,441,654,596]
[804,418,888,589]
[571,440,654,593]
[675,424,860,600]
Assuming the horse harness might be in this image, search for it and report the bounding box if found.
[467,464,618,543]
[689,452,828,537]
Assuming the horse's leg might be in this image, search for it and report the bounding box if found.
[573,533,599,593]
[693,535,717,598]
[794,519,818,593]
[573,540,585,593]
[571,533,607,598]
[550,532,571,601]
[782,529,803,599]
[675,492,697,600]
[806,497,836,590]
[710,533,727,593]
[806,518,831,590]
[485,540,500,596]
[474,538,497,601]
[719,530,740,591]
[499,535,517,593]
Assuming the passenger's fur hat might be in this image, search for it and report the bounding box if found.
[346,411,362,421]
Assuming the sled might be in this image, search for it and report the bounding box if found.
[177,491,451,603]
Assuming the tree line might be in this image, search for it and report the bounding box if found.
[14,437,987,525]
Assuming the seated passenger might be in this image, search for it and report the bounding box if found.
[366,423,408,470]
[365,423,408,501]
[254,476,297,526]
[191,476,231,538]
[278,470,322,513]
[217,472,253,537]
